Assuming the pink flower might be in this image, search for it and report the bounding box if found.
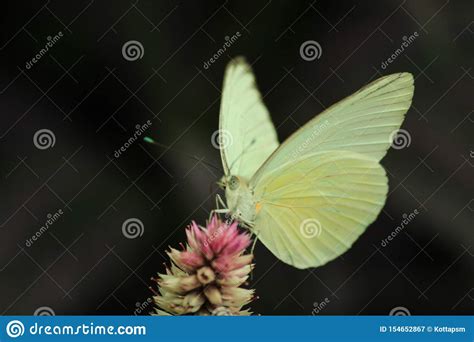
[152,216,256,315]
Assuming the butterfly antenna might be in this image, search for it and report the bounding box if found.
[144,136,221,171]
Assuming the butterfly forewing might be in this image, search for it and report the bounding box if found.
[251,72,414,184]
[219,57,279,180]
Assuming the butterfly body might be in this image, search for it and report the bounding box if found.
[224,176,257,225]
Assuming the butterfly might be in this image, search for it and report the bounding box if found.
[215,57,414,269]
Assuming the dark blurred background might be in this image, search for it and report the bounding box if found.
[0,0,472,315]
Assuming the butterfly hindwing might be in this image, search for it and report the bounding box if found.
[253,151,388,269]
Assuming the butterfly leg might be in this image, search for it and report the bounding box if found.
[246,229,260,280]
[209,194,229,221]
[250,229,260,255]
[209,208,229,221]
[215,194,227,211]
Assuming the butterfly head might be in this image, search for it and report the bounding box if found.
[217,175,241,191]
[227,175,241,190]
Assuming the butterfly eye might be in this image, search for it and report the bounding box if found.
[228,176,240,190]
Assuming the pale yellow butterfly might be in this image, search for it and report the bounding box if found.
[216,57,414,269]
